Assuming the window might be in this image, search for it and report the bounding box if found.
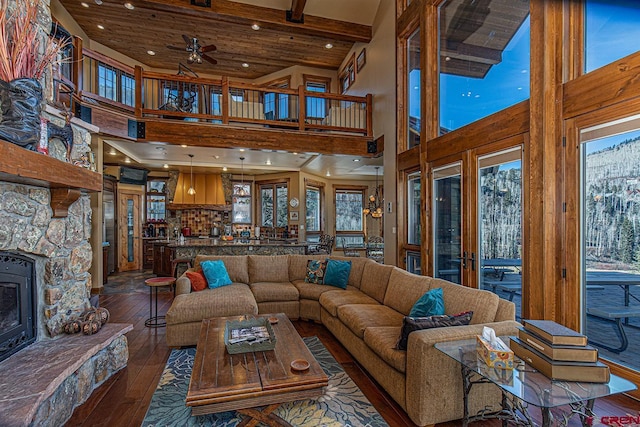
[304,75,331,119]
[585,0,640,73]
[335,187,365,246]
[97,63,135,107]
[407,171,421,245]
[407,29,421,148]
[438,0,530,133]
[263,77,290,120]
[306,185,322,235]
[339,54,356,93]
[259,182,288,227]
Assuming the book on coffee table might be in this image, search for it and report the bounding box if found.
[522,319,587,346]
[510,337,610,383]
[517,328,598,362]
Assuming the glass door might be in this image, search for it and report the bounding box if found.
[432,163,463,284]
[118,191,141,271]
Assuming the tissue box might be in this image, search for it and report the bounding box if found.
[476,335,514,370]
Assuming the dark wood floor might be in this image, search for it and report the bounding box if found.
[67,290,640,427]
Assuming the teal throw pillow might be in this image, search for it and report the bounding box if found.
[305,259,326,284]
[201,260,233,289]
[323,259,352,289]
[409,287,445,317]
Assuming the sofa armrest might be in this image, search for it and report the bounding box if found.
[175,269,195,296]
[405,320,521,426]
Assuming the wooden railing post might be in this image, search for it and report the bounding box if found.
[366,93,373,137]
[298,86,306,131]
[134,65,143,118]
[72,37,83,96]
[222,76,229,124]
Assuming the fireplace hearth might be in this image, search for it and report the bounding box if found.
[0,252,36,363]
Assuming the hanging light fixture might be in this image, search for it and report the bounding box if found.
[363,166,383,218]
[238,156,247,196]
[187,154,196,195]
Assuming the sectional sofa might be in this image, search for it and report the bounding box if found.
[165,254,520,426]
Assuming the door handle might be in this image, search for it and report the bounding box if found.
[470,252,476,271]
[457,252,468,269]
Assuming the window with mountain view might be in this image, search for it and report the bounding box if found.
[335,188,365,247]
[438,0,530,133]
[260,183,288,228]
[407,29,420,149]
[581,119,640,371]
[306,186,321,236]
[585,0,640,73]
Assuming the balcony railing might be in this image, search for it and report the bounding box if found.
[66,46,372,137]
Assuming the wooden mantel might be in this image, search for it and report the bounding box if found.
[0,139,102,217]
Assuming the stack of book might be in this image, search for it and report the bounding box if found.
[510,319,610,383]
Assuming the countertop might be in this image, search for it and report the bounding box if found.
[162,238,307,248]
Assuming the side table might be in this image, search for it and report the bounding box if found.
[144,277,175,327]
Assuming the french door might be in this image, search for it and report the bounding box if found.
[430,139,525,318]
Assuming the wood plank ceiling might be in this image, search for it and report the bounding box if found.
[57,0,373,79]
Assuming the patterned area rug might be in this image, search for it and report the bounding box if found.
[142,336,388,427]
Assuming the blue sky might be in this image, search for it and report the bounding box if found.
[409,1,640,132]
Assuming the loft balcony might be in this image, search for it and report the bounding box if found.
[58,41,378,157]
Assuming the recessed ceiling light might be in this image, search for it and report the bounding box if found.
[325,43,333,49]
[163,164,169,168]
[222,166,228,171]
[265,160,272,165]
[81,2,89,7]
[239,148,245,152]
[155,146,166,151]
[181,144,188,148]
[292,152,298,155]
[94,0,102,4]
[124,2,134,9]
[124,157,131,163]
[97,24,105,30]
[353,159,360,162]
[251,24,260,31]
[242,63,249,68]
[147,50,156,56]
[445,56,451,61]
[213,155,219,159]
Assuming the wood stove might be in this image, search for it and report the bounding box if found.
[0,252,37,363]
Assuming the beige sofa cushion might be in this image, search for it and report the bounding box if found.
[337,304,404,338]
[319,288,378,317]
[249,282,299,303]
[384,268,435,315]
[364,327,406,373]
[248,255,289,283]
[435,279,500,324]
[165,283,257,324]
[359,262,394,303]
[293,279,341,300]
[329,256,370,288]
[288,255,326,281]
[194,255,249,284]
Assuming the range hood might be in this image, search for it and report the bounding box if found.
[171,173,226,207]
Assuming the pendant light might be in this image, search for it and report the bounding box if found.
[363,166,383,218]
[238,156,247,196]
[187,154,196,196]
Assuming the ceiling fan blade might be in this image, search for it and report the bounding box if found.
[166,45,186,51]
[182,34,193,45]
[202,54,217,65]
[201,44,217,53]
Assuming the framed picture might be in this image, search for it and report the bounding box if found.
[357,48,366,73]
[289,211,299,221]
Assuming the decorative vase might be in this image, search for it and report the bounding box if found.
[0,78,43,151]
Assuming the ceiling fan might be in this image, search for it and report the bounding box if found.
[167,35,217,65]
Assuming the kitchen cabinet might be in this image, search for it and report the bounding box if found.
[143,238,158,270]
[146,178,167,231]
[232,183,251,224]
[152,241,174,277]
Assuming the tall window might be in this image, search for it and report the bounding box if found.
[306,185,322,237]
[585,1,640,73]
[259,183,288,227]
[339,55,356,93]
[438,0,530,133]
[335,187,365,247]
[97,63,135,107]
[407,29,421,149]
[304,75,331,119]
[407,171,421,245]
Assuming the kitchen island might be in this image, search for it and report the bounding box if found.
[152,238,309,276]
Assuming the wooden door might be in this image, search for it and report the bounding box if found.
[118,190,142,271]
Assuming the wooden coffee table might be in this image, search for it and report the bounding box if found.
[186,313,329,426]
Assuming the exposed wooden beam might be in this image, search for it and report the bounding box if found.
[140,0,372,43]
[289,0,306,23]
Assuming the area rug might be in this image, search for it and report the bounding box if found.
[142,336,389,427]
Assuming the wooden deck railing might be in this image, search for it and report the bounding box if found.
[70,47,372,137]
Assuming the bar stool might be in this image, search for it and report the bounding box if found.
[144,277,175,327]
